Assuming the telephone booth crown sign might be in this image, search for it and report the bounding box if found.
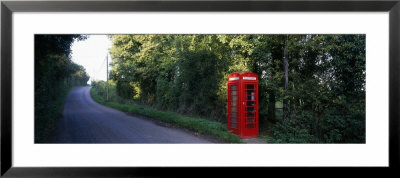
[227,71,259,139]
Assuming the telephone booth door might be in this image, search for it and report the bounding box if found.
[242,82,258,137]
[228,81,240,136]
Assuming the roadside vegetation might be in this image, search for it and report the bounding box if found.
[104,34,365,143]
[90,82,242,143]
[35,35,90,143]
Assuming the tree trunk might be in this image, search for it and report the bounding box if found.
[268,89,276,122]
[283,37,289,120]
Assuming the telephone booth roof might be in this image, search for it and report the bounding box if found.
[228,71,258,81]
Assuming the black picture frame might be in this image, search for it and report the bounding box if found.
[1,0,399,177]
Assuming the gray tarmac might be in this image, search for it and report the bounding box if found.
[49,86,212,143]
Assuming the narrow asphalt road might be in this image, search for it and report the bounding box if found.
[49,86,212,143]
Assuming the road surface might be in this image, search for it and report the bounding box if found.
[49,86,212,143]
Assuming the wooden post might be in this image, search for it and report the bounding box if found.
[106,53,109,101]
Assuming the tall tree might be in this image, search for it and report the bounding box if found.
[282,35,289,120]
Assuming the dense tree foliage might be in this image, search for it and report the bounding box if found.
[35,35,90,142]
[107,34,365,143]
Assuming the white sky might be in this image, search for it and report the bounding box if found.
[70,35,112,84]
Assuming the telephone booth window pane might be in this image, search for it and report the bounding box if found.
[231,112,237,117]
[231,85,237,90]
[246,85,255,89]
[246,112,255,117]
[246,95,255,100]
[246,107,254,111]
[231,102,237,106]
[247,101,255,106]
[231,107,237,111]
[246,118,255,123]
[231,91,237,95]
[246,91,255,95]
[232,96,237,101]
[232,123,237,128]
[231,117,237,122]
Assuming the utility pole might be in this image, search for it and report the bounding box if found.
[106,53,109,101]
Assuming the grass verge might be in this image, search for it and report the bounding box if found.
[90,87,242,143]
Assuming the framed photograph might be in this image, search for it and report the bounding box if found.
[1,0,399,176]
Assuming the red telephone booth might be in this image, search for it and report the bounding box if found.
[227,71,259,139]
